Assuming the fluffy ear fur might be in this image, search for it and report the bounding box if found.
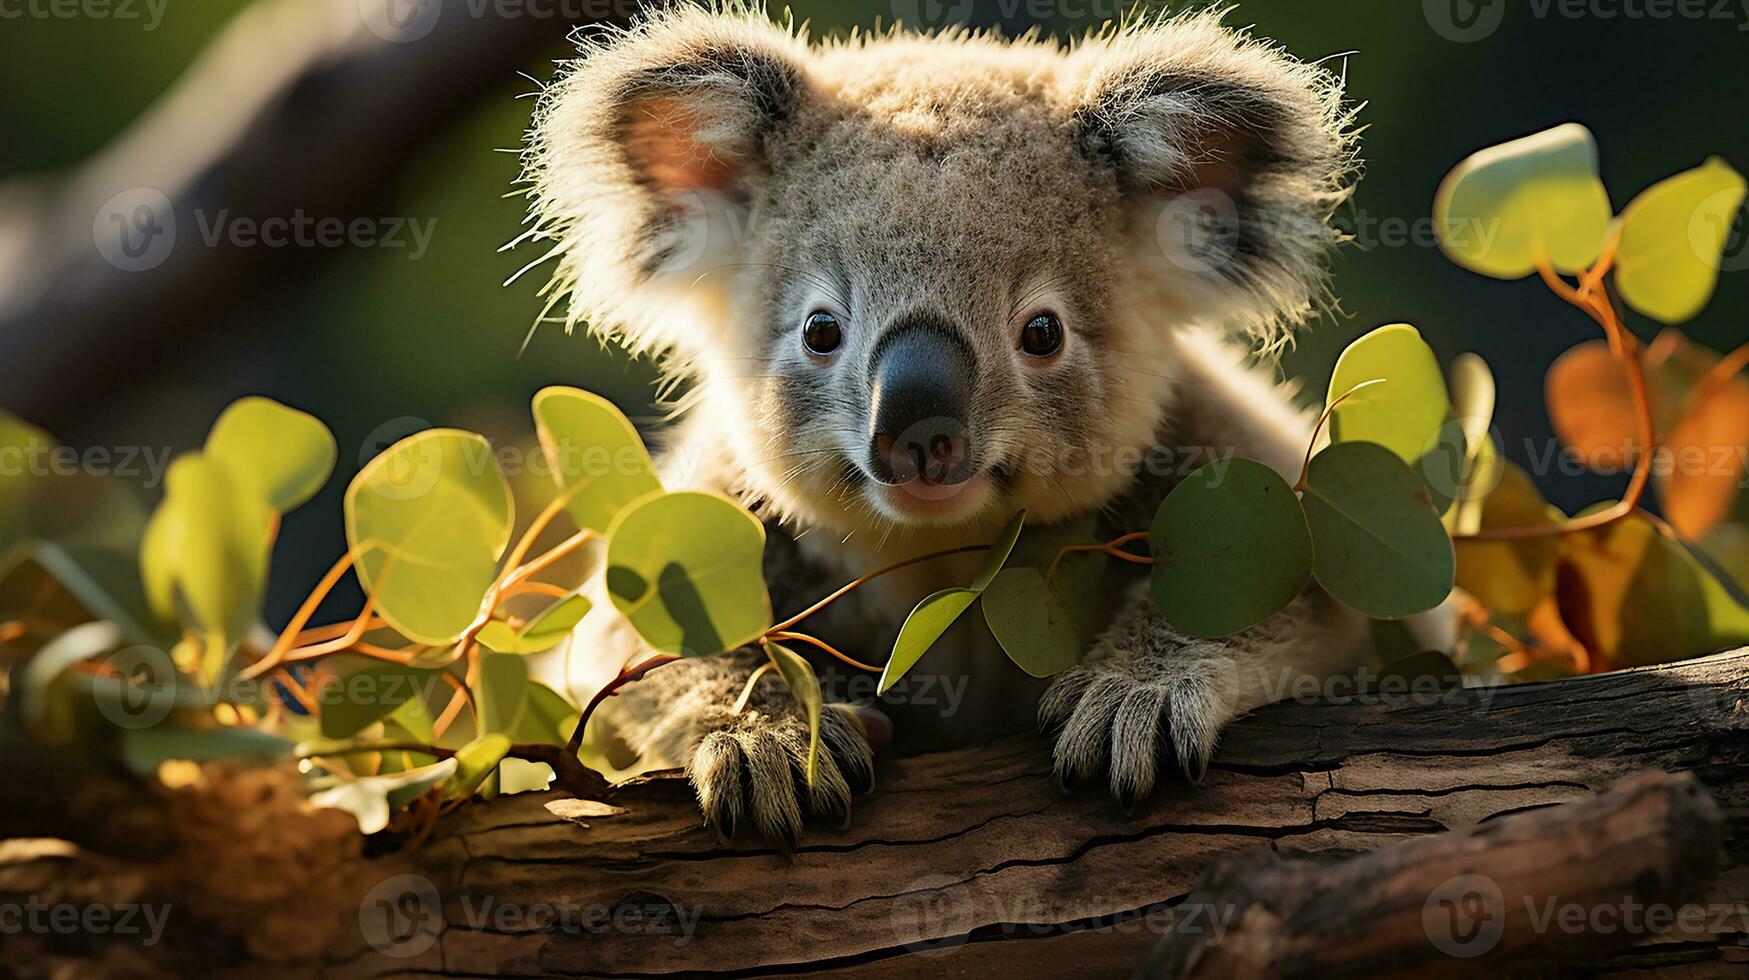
[522,7,808,361]
[1067,12,1360,351]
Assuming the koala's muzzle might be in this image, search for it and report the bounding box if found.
[867,321,978,487]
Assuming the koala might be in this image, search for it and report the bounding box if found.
[521,5,1374,842]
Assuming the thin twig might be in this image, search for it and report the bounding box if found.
[766,630,881,672]
[765,544,993,634]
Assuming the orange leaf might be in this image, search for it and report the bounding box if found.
[1545,340,1639,472]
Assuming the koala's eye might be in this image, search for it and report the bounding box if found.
[803,310,842,356]
[1019,313,1064,358]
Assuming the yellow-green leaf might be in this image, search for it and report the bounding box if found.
[765,642,822,786]
[205,396,337,513]
[1615,157,1746,324]
[147,454,274,679]
[1328,324,1452,471]
[1453,462,1560,615]
[1434,123,1613,278]
[345,429,513,646]
[605,491,770,657]
[449,733,512,798]
[532,387,662,533]
[880,509,1025,693]
[477,594,591,655]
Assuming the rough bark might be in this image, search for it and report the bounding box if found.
[300,646,1749,978]
[3,648,1745,977]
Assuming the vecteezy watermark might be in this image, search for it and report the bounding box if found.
[0,441,174,489]
[1426,0,1749,41]
[93,190,437,272]
[359,874,442,958]
[0,898,172,946]
[1423,873,1749,957]
[0,0,168,29]
[357,874,700,958]
[889,875,1234,955]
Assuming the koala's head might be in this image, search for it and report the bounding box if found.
[524,7,1355,538]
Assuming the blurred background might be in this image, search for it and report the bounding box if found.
[2,0,1746,625]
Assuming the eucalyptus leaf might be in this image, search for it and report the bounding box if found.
[532,387,662,533]
[1614,156,1747,324]
[509,682,580,747]
[318,664,445,739]
[765,642,823,786]
[478,594,591,655]
[1300,442,1456,619]
[605,491,770,657]
[345,429,513,646]
[881,509,1025,693]
[982,567,1086,678]
[1453,462,1561,615]
[121,725,293,778]
[449,733,512,798]
[1433,122,1613,278]
[311,757,457,834]
[1328,324,1453,483]
[205,397,337,513]
[1150,459,1311,638]
[476,651,530,735]
[1558,509,1749,667]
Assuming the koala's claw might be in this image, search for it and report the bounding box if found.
[687,703,874,844]
[1039,649,1230,804]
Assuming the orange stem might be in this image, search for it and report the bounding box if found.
[766,544,992,635]
[1455,259,1653,542]
[1294,379,1388,492]
[1046,531,1153,582]
[766,630,882,672]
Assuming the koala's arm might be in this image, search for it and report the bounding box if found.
[1041,582,1369,803]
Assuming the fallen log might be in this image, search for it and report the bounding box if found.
[4,647,1746,977]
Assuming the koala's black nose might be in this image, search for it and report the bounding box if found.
[867,319,977,487]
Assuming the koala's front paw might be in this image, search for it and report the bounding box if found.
[1039,634,1238,807]
[688,702,877,845]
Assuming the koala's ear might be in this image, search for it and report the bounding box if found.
[1069,13,1359,347]
[525,11,808,357]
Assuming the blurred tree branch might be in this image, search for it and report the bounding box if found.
[0,0,626,429]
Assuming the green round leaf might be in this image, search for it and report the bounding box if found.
[476,650,530,735]
[605,491,770,657]
[449,733,512,799]
[981,567,1086,678]
[1150,459,1312,638]
[345,429,514,646]
[533,387,662,533]
[151,454,274,674]
[1300,441,1456,619]
[1328,324,1452,469]
[478,594,592,655]
[509,682,581,746]
[1434,122,1613,278]
[318,663,444,739]
[765,642,823,786]
[1615,156,1747,324]
[205,396,337,513]
[881,509,1026,693]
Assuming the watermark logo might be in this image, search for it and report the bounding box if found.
[889,875,979,955]
[359,874,442,958]
[1424,0,1507,42]
[358,417,442,501]
[889,0,976,31]
[1692,186,1749,273]
[360,0,442,43]
[1157,189,1241,276]
[1423,873,1507,957]
[95,188,175,272]
[92,644,179,730]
